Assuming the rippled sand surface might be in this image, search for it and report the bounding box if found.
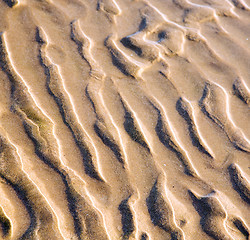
[0,0,249,239]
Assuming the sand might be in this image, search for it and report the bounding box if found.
[0,0,249,239]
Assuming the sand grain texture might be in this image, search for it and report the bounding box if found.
[0,0,249,239]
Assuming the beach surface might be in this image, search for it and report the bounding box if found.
[0,0,249,239]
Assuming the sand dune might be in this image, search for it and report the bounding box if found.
[0,0,249,239]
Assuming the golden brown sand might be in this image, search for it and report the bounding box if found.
[0,0,249,239]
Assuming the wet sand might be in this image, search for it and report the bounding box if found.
[0,0,249,239]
